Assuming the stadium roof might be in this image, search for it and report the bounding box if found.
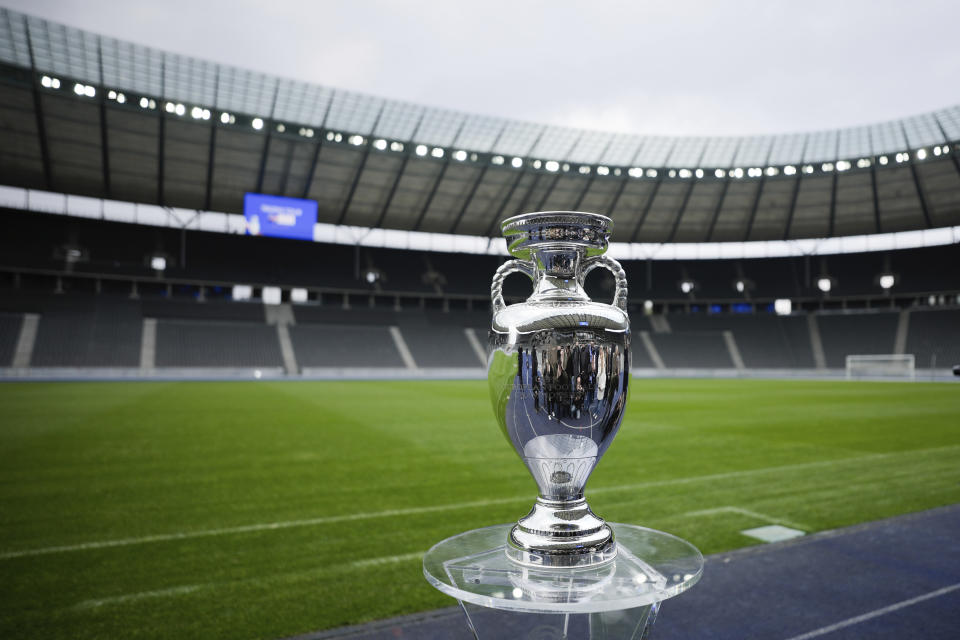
[1,8,959,242]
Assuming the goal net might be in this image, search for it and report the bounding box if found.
[845,354,915,379]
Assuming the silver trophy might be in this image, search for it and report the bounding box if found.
[488,211,630,569]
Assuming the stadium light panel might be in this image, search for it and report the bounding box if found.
[613,168,621,176]
[821,162,834,172]
[191,106,203,119]
[562,163,571,172]
[511,157,523,168]
[628,167,643,178]
[349,135,365,146]
[916,149,927,160]
[678,169,691,178]
[117,93,126,104]
[174,103,185,116]
[817,277,832,293]
[695,169,704,178]
[364,269,380,284]
[879,155,888,165]
[680,280,694,294]
[879,274,895,289]
[857,158,871,168]
[164,101,175,113]
[150,256,166,271]
[732,168,744,178]
[597,166,610,176]
[232,285,253,301]
[334,133,343,142]
[452,149,466,161]
[643,299,653,313]
[108,90,116,99]
[290,288,308,303]
[714,169,725,178]
[373,139,388,150]
[73,83,85,95]
[774,299,792,315]
[141,97,150,108]
[252,118,264,130]
[784,165,797,175]
[220,112,231,124]
[544,160,559,171]
[735,280,745,293]
[668,169,677,178]
[836,160,850,171]
[390,141,404,152]
[579,166,591,175]
[262,286,282,305]
[276,123,285,132]
[430,147,444,158]
[40,75,52,88]
[802,165,814,174]
[933,146,942,156]
[533,160,542,169]
[646,169,658,178]
[415,144,428,156]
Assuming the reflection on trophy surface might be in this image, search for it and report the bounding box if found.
[488,211,630,568]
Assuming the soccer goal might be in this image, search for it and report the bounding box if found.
[846,354,915,379]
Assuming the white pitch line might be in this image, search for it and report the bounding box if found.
[781,582,960,640]
[2,444,956,561]
[683,506,809,531]
[351,551,424,569]
[72,584,201,611]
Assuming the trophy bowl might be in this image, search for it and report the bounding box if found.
[488,211,630,569]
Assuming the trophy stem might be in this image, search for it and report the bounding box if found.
[507,496,618,568]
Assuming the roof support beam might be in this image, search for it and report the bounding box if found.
[373,112,426,229]
[782,175,803,240]
[899,123,932,228]
[826,172,839,237]
[869,164,882,233]
[157,60,166,205]
[447,125,509,233]
[412,120,467,231]
[666,180,697,242]
[337,102,386,225]
[300,92,335,200]
[23,17,52,190]
[745,176,769,240]
[203,69,220,211]
[254,85,281,194]
[96,43,111,198]
[572,138,615,210]
[705,178,731,241]
[629,178,663,242]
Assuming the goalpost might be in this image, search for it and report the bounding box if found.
[846,354,916,379]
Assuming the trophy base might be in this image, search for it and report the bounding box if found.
[507,497,618,568]
[423,522,703,639]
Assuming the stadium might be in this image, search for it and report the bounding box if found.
[0,5,958,639]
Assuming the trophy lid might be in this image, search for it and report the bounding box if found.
[501,211,612,260]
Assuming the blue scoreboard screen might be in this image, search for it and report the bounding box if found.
[243,193,318,241]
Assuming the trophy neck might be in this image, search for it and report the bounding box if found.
[530,245,590,302]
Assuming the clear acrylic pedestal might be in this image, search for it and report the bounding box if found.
[423,523,703,639]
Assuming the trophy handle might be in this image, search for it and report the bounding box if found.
[491,259,534,314]
[583,255,628,312]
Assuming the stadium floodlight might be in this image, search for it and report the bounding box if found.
[373,139,388,151]
[262,286,282,305]
[695,168,704,178]
[933,146,942,156]
[879,274,895,289]
[533,160,542,169]
[276,123,285,132]
[117,93,126,104]
[390,141,404,152]
[747,167,761,177]
[191,106,203,119]
[774,299,792,315]
[562,163,571,172]
[916,148,927,160]
[349,135,365,146]
[579,166,591,175]
[220,112,231,124]
[430,147,444,158]
[643,299,654,313]
[41,75,52,88]
[150,256,166,271]
[544,160,559,172]
[817,277,832,293]
[74,82,85,96]
[714,169,725,178]
[290,287,308,303]
[141,97,150,109]
[836,160,850,171]
[680,280,695,294]
[646,169,657,178]
[765,166,779,176]
[803,165,814,174]
[108,90,116,99]
[735,280,745,293]
[784,165,797,175]
[857,158,871,168]
[415,144,428,157]
[628,167,643,178]
[164,101,175,113]
[821,162,834,172]
[732,168,744,178]
[174,103,185,116]
[597,166,609,176]
[251,118,264,130]
[678,169,691,178]
[452,149,466,161]
[668,169,677,178]
[511,157,523,168]
[232,285,253,301]
[491,155,505,165]
[879,155,888,165]
[364,269,380,284]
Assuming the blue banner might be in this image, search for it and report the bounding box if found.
[243,193,317,241]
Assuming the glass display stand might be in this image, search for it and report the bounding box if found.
[424,523,703,639]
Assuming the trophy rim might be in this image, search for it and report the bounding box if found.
[500,211,613,259]
[501,210,612,235]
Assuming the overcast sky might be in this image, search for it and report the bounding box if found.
[6,0,960,137]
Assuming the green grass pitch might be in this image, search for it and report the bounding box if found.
[1,379,958,639]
